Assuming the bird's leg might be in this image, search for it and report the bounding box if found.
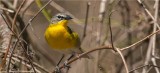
[67,52,75,61]
[55,54,64,73]
[63,52,75,69]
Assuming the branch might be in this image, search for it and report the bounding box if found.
[0,14,12,70]
[82,2,91,41]
[52,26,160,72]
[108,11,129,73]
[12,0,26,30]
[0,51,50,73]
[130,64,160,73]
[137,0,160,29]
[151,0,160,73]
[52,45,112,73]
[0,7,14,13]
[120,29,160,51]
[35,0,52,22]
[7,0,53,72]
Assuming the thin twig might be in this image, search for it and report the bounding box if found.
[12,0,26,30]
[0,14,12,70]
[1,13,17,35]
[54,27,160,73]
[13,53,50,73]
[108,11,129,73]
[7,0,27,72]
[19,42,36,73]
[35,0,52,22]
[2,11,12,28]
[52,27,160,72]
[0,14,15,71]
[2,7,37,73]
[0,7,14,13]
[0,51,50,73]
[151,0,160,73]
[120,29,160,51]
[146,66,153,73]
[108,11,116,52]
[82,2,91,41]
[53,45,113,73]
[115,49,129,73]
[0,35,12,70]
[1,71,36,72]
[118,1,133,72]
[22,0,34,18]
[151,58,160,73]
[129,64,160,73]
[11,57,41,73]
[1,13,29,49]
[13,0,18,9]
[7,0,53,72]
[142,37,153,73]
[137,0,160,29]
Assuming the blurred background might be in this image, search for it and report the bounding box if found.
[0,0,160,73]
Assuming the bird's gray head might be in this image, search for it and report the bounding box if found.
[50,13,72,24]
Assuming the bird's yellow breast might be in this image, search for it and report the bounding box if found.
[44,23,78,50]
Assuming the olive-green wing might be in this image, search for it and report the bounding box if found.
[67,26,91,58]
[66,26,81,46]
[67,26,73,35]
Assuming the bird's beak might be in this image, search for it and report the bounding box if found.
[65,15,73,20]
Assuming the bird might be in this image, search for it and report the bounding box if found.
[44,13,86,58]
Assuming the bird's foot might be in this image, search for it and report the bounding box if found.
[54,66,61,73]
[64,61,71,69]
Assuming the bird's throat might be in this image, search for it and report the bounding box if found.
[58,20,68,26]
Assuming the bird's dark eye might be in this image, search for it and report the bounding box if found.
[57,15,65,19]
[57,16,61,18]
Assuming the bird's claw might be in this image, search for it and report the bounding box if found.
[55,66,61,73]
[64,61,71,69]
